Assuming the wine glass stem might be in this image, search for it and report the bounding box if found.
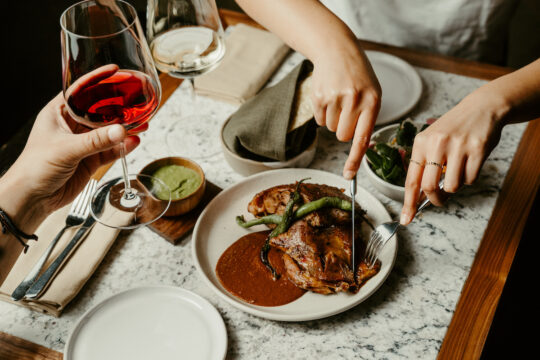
[119,141,135,201]
[186,77,198,116]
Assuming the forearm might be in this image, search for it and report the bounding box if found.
[0,166,47,235]
[236,0,362,63]
[474,58,540,126]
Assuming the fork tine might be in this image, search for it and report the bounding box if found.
[364,231,381,267]
[368,238,383,267]
[72,179,97,215]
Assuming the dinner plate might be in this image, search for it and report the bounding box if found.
[64,286,227,360]
[192,168,398,321]
[365,50,423,125]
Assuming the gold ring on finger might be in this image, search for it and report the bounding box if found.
[426,161,444,169]
[409,159,425,167]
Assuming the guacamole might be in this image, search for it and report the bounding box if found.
[152,164,202,200]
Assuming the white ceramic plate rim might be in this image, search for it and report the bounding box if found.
[366,50,423,125]
[64,286,227,360]
[192,168,397,321]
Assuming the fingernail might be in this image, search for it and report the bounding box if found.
[400,212,411,225]
[108,125,125,143]
[344,171,355,180]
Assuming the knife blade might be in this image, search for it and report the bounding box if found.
[24,181,111,300]
[23,216,95,299]
[350,174,357,282]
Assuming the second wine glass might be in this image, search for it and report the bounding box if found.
[147,0,226,158]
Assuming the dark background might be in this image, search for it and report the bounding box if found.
[1,1,538,358]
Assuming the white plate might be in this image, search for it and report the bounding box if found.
[64,286,227,360]
[192,168,397,321]
[366,50,423,125]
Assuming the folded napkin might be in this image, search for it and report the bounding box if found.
[194,23,290,104]
[0,203,133,316]
[222,59,317,162]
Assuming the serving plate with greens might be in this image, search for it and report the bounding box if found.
[361,119,431,201]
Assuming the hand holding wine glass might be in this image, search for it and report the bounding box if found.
[61,0,171,228]
[0,93,140,235]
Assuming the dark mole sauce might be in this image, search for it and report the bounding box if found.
[216,231,306,306]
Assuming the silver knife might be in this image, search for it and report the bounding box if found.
[24,182,111,300]
[23,216,95,299]
[350,174,357,281]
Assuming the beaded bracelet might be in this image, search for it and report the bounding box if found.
[0,208,38,253]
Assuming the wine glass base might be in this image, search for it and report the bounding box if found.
[166,113,222,159]
[90,174,171,230]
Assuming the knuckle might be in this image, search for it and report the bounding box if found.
[354,135,370,149]
[413,132,427,146]
[405,177,421,189]
[468,136,486,153]
[363,90,381,108]
[85,131,106,152]
[432,132,450,147]
[422,183,438,193]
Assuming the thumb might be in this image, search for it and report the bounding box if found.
[70,125,126,161]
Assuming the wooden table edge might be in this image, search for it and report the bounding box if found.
[3,9,534,360]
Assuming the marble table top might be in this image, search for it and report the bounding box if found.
[0,51,526,359]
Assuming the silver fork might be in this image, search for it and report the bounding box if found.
[364,179,444,267]
[10,179,97,301]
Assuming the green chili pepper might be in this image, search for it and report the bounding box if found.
[261,178,308,280]
[236,214,282,228]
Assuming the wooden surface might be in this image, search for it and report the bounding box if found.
[437,118,540,359]
[1,9,538,360]
[0,331,62,360]
[146,182,222,244]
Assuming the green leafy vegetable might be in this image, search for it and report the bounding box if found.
[396,121,417,147]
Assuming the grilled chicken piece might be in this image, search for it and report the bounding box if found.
[271,220,378,294]
[248,183,364,227]
[248,182,379,294]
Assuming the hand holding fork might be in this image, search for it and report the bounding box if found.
[364,179,445,267]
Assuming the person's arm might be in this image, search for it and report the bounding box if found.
[236,0,381,179]
[400,58,540,225]
[0,93,140,235]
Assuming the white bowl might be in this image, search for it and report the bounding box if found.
[361,123,406,202]
[220,118,318,176]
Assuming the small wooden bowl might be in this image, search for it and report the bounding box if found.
[139,157,206,217]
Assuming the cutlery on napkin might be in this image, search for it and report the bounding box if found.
[194,23,290,105]
[222,59,317,162]
[0,203,133,316]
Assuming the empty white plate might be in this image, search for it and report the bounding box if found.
[365,50,423,125]
[64,286,227,360]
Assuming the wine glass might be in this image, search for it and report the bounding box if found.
[61,0,171,229]
[147,0,226,158]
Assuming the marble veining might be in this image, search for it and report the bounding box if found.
[0,48,526,360]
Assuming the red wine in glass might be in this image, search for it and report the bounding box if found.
[66,69,159,132]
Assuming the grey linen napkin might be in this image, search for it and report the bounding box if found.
[222,60,316,162]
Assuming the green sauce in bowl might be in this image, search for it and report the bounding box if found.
[151,164,202,200]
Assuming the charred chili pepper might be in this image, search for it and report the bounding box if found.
[260,179,308,280]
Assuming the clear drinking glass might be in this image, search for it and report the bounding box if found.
[147,0,226,158]
[61,0,171,229]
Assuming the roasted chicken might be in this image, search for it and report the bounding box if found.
[248,182,379,294]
